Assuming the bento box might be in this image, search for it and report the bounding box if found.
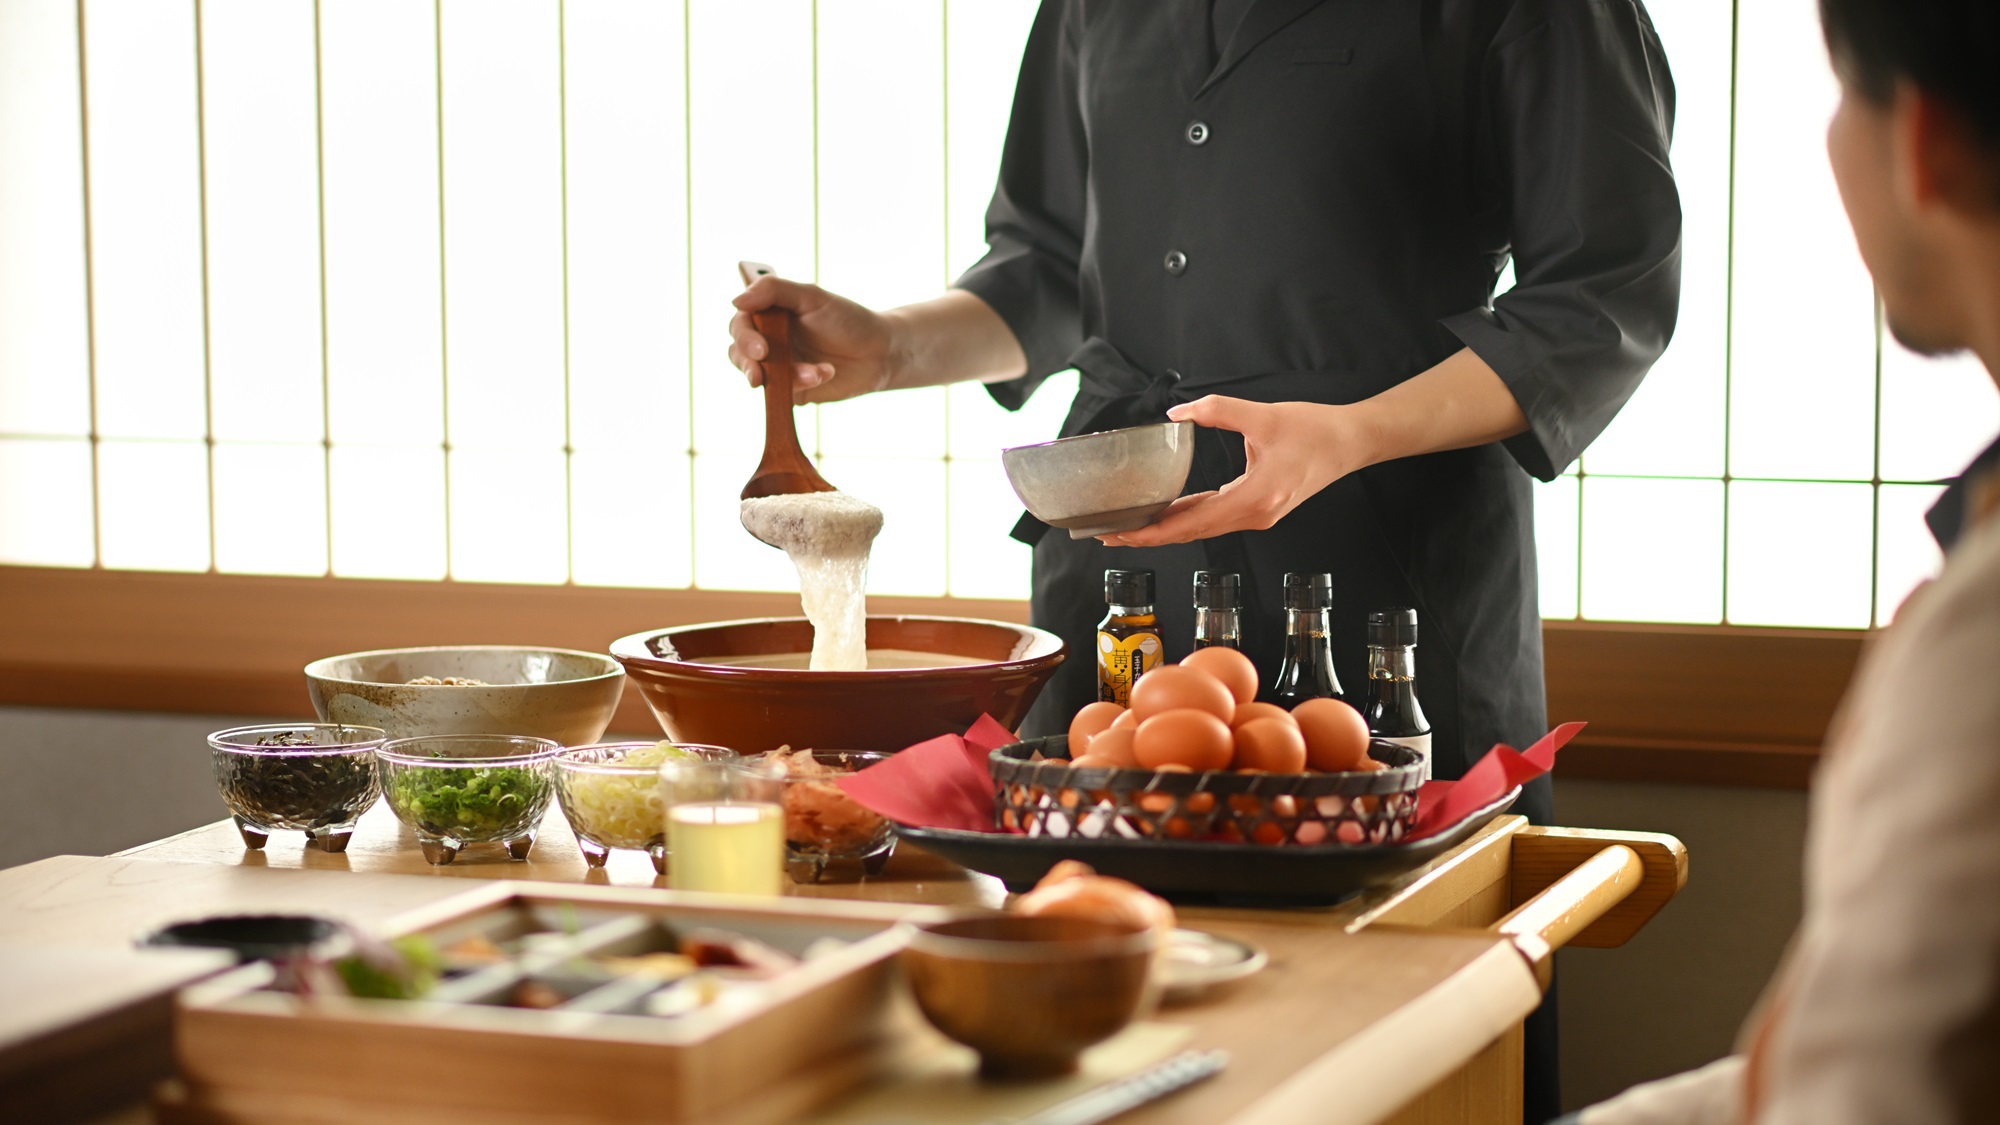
[162,883,945,1123]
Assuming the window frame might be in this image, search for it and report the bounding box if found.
[0,565,1859,789]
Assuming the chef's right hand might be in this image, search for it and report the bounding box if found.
[729,275,899,404]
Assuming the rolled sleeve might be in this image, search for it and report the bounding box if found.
[953,0,1088,411]
[1441,0,1683,480]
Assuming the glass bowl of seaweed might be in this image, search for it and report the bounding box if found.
[208,723,389,853]
[377,733,563,865]
[552,741,737,875]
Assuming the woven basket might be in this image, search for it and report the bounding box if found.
[990,734,1423,846]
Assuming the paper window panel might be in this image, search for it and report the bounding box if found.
[328,444,447,580]
[1534,474,1580,620]
[690,453,802,593]
[944,0,1039,281]
[1726,0,1875,482]
[0,439,94,568]
[1579,476,1725,624]
[97,440,210,572]
[947,457,1033,601]
[686,0,815,463]
[1873,484,1946,627]
[200,0,325,445]
[563,0,690,456]
[0,0,91,438]
[570,447,693,589]
[1877,343,1999,484]
[212,443,328,577]
[319,0,445,447]
[817,455,948,598]
[1725,480,1873,628]
[1581,0,1729,479]
[82,0,207,441]
[447,446,568,584]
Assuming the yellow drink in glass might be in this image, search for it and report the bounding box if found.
[666,802,784,895]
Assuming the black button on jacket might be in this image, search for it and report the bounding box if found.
[956,0,1681,810]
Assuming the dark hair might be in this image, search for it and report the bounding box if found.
[1820,0,2000,149]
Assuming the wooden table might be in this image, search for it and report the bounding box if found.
[2,802,1685,1124]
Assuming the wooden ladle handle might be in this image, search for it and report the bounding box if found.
[738,262,835,501]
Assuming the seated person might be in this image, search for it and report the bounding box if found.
[1576,0,2000,1121]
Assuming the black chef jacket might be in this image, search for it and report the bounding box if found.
[956,0,1682,826]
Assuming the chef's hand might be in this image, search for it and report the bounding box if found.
[729,275,898,405]
[1097,396,1362,547]
[1099,348,1529,547]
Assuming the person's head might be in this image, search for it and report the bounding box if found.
[1821,0,2000,358]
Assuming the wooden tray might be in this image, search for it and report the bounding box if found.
[168,882,946,1123]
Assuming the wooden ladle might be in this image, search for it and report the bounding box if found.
[737,262,837,523]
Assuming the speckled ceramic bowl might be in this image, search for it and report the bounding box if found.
[1001,420,1195,538]
[304,646,625,746]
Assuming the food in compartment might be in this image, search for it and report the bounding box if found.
[322,934,444,1000]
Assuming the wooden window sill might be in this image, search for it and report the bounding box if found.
[0,567,1863,789]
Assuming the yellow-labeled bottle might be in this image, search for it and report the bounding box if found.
[1097,569,1162,705]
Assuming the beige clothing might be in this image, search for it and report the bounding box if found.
[1586,491,2000,1124]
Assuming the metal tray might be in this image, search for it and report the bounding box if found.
[895,787,1519,908]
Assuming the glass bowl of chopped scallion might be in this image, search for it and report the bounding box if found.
[208,723,389,853]
[552,742,737,873]
[377,734,563,865]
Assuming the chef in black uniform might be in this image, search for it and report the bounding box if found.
[730,3,1679,1118]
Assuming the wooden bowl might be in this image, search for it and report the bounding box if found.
[609,616,1065,754]
[901,914,1156,1080]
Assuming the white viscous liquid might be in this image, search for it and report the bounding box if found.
[740,492,884,671]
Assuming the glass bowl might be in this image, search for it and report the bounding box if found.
[552,742,736,874]
[377,734,562,865]
[208,723,388,852]
[752,749,896,883]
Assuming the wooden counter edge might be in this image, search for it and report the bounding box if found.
[1508,827,1689,948]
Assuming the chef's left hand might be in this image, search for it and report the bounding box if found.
[1097,396,1366,547]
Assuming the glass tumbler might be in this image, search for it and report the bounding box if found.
[377,734,562,865]
[552,742,735,874]
[659,757,786,895]
[208,723,388,852]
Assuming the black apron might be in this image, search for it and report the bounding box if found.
[956,0,1682,825]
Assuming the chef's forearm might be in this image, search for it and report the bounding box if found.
[1347,348,1530,468]
[879,290,1030,391]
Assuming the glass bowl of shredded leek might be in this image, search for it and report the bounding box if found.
[377,734,563,865]
[553,742,736,873]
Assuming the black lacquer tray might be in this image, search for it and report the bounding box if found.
[896,773,1519,908]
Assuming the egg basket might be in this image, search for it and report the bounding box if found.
[989,735,1423,847]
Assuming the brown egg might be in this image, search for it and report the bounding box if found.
[1128,666,1235,723]
[1232,717,1307,773]
[1085,726,1140,767]
[1136,763,1192,813]
[1179,646,1260,705]
[1067,753,1120,769]
[1230,701,1293,729]
[1294,698,1371,771]
[1066,701,1125,751]
[1110,709,1140,731]
[1133,708,1233,771]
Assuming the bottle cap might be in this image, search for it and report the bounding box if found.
[1281,571,1331,610]
[1104,569,1155,607]
[1367,606,1418,646]
[1192,570,1240,610]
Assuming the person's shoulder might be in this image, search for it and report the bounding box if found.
[1489,0,1660,47]
[1892,514,2000,665]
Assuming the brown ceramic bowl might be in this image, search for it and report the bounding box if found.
[609,616,1065,754]
[902,914,1157,1079]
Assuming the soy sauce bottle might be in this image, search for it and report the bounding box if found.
[1363,607,1433,779]
[1269,572,1346,708]
[1097,569,1162,706]
[1191,570,1242,651]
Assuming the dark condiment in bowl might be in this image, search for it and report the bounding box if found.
[207,723,387,852]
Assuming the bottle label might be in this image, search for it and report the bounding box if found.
[1097,630,1162,705]
[1376,732,1433,781]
